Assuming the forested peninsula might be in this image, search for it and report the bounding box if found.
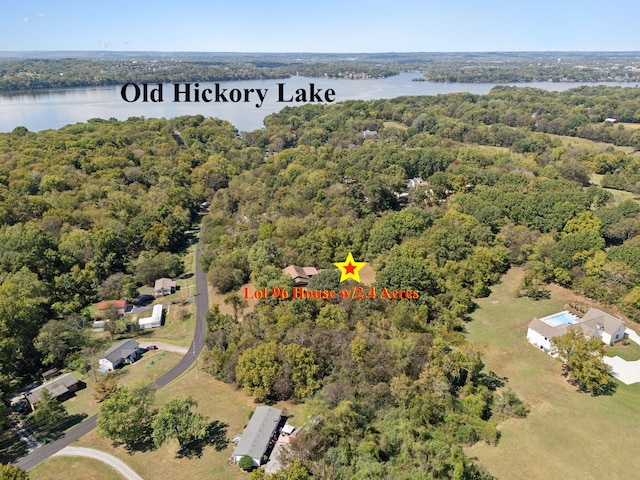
[1,84,640,477]
[3,51,640,91]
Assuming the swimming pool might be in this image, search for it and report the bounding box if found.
[539,310,579,327]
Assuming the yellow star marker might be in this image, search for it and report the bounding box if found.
[334,252,366,283]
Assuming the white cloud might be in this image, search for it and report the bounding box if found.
[23,17,31,23]
[98,41,109,48]
[36,13,44,17]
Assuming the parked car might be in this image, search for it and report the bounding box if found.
[146,345,158,350]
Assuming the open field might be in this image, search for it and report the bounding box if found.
[591,173,640,205]
[619,122,640,130]
[465,268,640,480]
[29,456,125,480]
[549,133,640,157]
[51,366,306,480]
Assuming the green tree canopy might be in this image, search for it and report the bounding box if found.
[97,385,157,450]
[28,389,68,439]
[0,464,29,480]
[151,396,209,449]
[551,329,615,395]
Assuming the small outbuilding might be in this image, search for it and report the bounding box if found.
[232,406,282,467]
[99,339,140,371]
[41,368,59,381]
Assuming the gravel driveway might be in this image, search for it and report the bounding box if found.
[53,447,143,480]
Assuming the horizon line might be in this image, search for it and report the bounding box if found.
[2,50,640,55]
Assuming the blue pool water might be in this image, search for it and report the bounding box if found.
[540,311,579,327]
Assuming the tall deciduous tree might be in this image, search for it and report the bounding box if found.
[551,329,615,395]
[151,396,209,449]
[28,390,68,439]
[285,343,320,399]
[97,386,157,449]
[0,268,47,381]
[236,342,281,401]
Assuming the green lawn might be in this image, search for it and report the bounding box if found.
[129,298,196,348]
[71,366,305,480]
[607,339,640,361]
[464,268,640,480]
[29,456,125,480]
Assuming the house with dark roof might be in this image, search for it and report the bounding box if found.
[24,373,79,411]
[282,265,318,287]
[232,406,282,467]
[99,339,140,371]
[527,308,625,353]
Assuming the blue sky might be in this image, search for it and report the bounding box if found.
[2,0,639,52]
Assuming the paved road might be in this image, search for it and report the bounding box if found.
[16,235,208,471]
[54,447,143,480]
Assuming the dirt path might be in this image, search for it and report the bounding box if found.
[53,446,143,480]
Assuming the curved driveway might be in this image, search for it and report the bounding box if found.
[53,447,143,480]
[16,234,208,471]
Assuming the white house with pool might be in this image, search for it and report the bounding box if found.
[527,308,626,353]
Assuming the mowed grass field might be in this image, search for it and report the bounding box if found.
[35,366,306,480]
[29,456,125,480]
[464,268,640,480]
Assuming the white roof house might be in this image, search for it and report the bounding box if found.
[138,304,163,329]
[527,308,625,353]
[232,406,282,467]
[99,339,140,371]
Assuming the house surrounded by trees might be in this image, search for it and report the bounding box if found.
[282,265,318,287]
[24,373,79,411]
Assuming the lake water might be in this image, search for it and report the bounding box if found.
[0,73,634,133]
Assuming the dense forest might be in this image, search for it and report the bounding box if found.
[1,82,640,477]
[3,52,640,91]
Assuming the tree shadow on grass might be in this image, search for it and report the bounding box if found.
[46,413,88,441]
[589,379,618,396]
[122,426,156,454]
[176,420,229,459]
[562,367,618,396]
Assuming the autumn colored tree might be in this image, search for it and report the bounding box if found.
[551,329,615,395]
